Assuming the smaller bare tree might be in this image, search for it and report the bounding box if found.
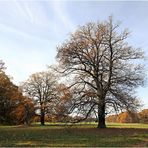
[21,71,57,125]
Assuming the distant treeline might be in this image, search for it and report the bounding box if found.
[106,109,148,123]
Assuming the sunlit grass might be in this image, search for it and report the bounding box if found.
[106,122,148,128]
[0,122,147,147]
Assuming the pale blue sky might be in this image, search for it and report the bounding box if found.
[0,0,147,108]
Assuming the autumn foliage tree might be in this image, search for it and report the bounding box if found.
[0,71,16,124]
[56,17,145,128]
[138,109,148,123]
[106,115,118,123]
[54,84,72,122]
[12,96,35,125]
[117,111,139,123]
[0,70,34,125]
[106,109,148,123]
[0,61,34,125]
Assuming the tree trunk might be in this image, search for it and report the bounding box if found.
[97,104,106,128]
[40,108,45,126]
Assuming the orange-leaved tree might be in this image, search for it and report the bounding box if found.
[0,70,34,125]
[11,95,35,125]
[138,109,148,123]
[117,111,139,123]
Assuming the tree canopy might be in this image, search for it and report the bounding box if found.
[56,17,145,128]
[0,71,34,125]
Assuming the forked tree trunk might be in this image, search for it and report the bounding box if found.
[97,104,106,128]
[40,108,45,126]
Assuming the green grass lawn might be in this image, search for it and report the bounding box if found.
[0,123,147,147]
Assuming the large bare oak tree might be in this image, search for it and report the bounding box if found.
[56,17,145,128]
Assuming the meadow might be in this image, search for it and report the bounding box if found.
[0,123,147,147]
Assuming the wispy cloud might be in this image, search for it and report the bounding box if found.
[13,0,30,21]
[52,1,75,30]
[14,0,43,24]
[0,22,51,43]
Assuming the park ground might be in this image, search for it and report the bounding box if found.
[0,123,147,147]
